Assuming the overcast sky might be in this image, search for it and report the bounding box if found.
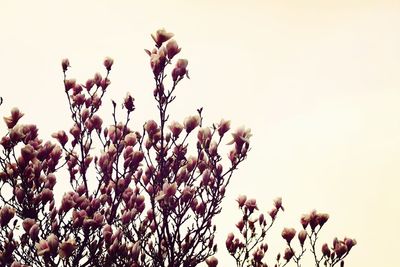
[1,1,400,266]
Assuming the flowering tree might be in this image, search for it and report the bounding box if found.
[0,29,355,267]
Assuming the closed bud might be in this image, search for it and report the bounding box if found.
[103,57,114,71]
[298,230,307,246]
[41,188,54,204]
[22,218,36,233]
[61,58,70,71]
[322,243,331,257]
[317,213,329,227]
[29,224,40,240]
[0,206,15,227]
[206,256,218,267]
[300,214,310,229]
[124,93,135,112]
[282,228,296,244]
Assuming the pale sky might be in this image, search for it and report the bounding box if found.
[1,1,400,266]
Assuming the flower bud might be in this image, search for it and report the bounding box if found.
[300,214,310,229]
[344,237,357,251]
[317,213,329,227]
[252,248,265,262]
[41,188,54,204]
[29,224,40,240]
[298,230,307,246]
[91,115,103,130]
[145,120,158,136]
[124,93,135,112]
[206,256,218,267]
[0,206,15,226]
[61,58,70,71]
[124,133,137,146]
[282,228,296,244]
[22,218,36,233]
[103,57,114,71]
[322,243,331,257]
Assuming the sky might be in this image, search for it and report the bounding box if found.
[1,1,400,266]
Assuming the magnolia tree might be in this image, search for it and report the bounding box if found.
[0,29,355,267]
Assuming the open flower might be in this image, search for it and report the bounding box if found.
[244,198,258,213]
[183,115,200,133]
[151,28,174,47]
[3,108,24,129]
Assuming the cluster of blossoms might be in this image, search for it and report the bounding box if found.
[0,29,355,267]
[0,29,251,266]
[225,196,283,267]
[226,198,356,267]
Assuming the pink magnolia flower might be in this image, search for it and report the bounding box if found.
[236,195,247,208]
[183,115,200,133]
[59,239,78,258]
[282,227,296,244]
[166,39,181,59]
[217,119,231,136]
[298,230,307,246]
[205,256,218,267]
[151,28,174,47]
[103,57,114,71]
[283,247,294,262]
[36,240,50,256]
[61,58,70,71]
[3,107,24,129]
[244,198,258,213]
[0,206,15,226]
